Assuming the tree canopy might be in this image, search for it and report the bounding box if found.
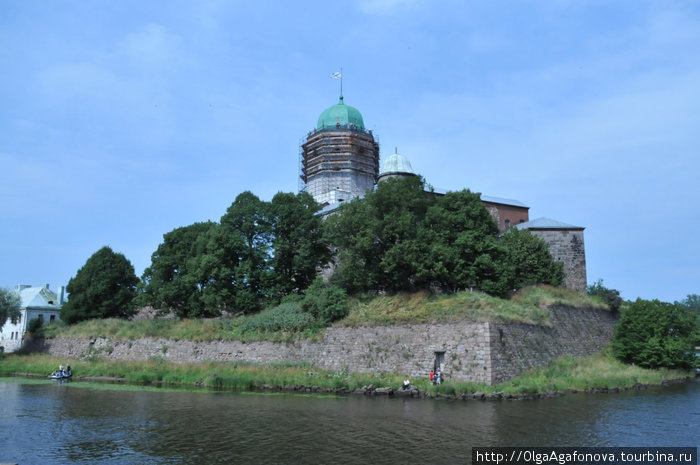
[324,177,563,296]
[612,298,698,370]
[676,294,700,318]
[500,227,564,291]
[61,246,139,324]
[141,221,225,318]
[325,176,430,293]
[141,191,329,317]
[0,287,21,332]
[268,191,330,298]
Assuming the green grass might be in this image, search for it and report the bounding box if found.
[38,286,609,342]
[338,286,607,327]
[40,316,324,343]
[1,348,690,397]
[0,353,401,391]
[422,348,691,396]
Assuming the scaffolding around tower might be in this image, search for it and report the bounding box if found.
[300,125,380,206]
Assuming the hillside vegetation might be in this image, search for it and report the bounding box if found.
[40,286,608,342]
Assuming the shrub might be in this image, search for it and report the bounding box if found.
[588,279,623,313]
[27,315,44,336]
[612,298,698,370]
[303,277,348,325]
[238,301,315,333]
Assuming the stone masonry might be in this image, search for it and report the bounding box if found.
[32,306,615,385]
[530,229,587,292]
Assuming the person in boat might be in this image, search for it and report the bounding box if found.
[65,365,72,377]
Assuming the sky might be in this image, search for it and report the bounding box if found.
[1,0,698,303]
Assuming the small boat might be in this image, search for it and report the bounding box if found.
[49,372,72,380]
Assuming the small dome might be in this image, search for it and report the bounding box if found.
[317,96,365,129]
[380,148,415,176]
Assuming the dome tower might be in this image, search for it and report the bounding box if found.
[300,94,379,205]
[378,148,417,183]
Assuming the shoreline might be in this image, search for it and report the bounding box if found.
[5,370,694,401]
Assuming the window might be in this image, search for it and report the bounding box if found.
[50,315,56,322]
[504,219,511,228]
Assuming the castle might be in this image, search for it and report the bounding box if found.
[300,91,587,291]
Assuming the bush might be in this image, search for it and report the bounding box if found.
[588,279,623,313]
[612,298,698,370]
[27,315,44,336]
[303,277,348,325]
[238,301,315,333]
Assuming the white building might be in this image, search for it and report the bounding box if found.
[0,284,65,353]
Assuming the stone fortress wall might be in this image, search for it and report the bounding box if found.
[33,306,615,385]
[530,229,587,292]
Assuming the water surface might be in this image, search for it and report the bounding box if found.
[1,377,697,464]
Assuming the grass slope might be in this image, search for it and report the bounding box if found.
[40,286,608,342]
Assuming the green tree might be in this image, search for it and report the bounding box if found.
[0,287,21,332]
[612,298,698,370]
[220,191,272,313]
[325,179,543,296]
[500,227,564,291]
[61,246,139,324]
[268,191,330,298]
[588,279,624,313]
[141,222,225,318]
[325,176,430,293]
[676,294,700,317]
[423,189,507,294]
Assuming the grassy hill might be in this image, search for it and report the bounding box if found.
[39,286,608,343]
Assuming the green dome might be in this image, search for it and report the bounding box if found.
[317,96,365,129]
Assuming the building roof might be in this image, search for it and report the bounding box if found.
[479,194,528,208]
[379,148,415,176]
[317,96,365,129]
[515,217,584,230]
[15,285,61,310]
[431,189,528,208]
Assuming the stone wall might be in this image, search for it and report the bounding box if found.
[488,306,616,384]
[31,306,616,385]
[531,229,587,292]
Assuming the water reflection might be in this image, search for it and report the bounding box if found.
[0,378,697,464]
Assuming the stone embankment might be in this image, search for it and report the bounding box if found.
[28,306,617,385]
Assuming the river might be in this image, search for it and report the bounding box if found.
[0,377,697,464]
